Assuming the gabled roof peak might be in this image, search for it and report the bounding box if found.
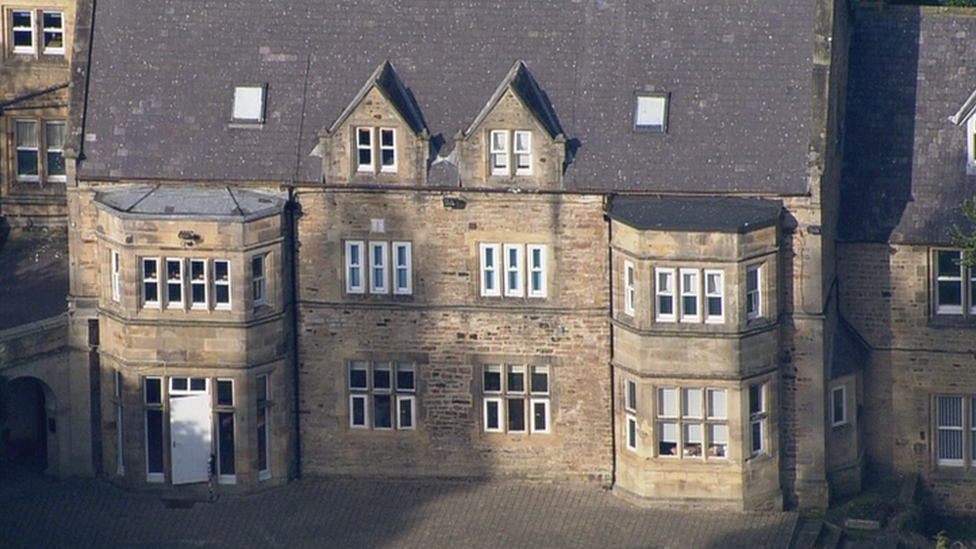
[462,60,563,140]
[949,85,976,126]
[326,61,427,136]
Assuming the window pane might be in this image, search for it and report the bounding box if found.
[939,281,963,307]
[215,285,229,304]
[707,389,727,419]
[351,396,366,426]
[257,375,268,403]
[233,86,264,121]
[626,380,637,411]
[373,363,391,390]
[218,412,235,475]
[46,121,64,149]
[484,366,501,393]
[683,424,702,457]
[396,363,415,391]
[146,410,164,474]
[17,151,38,176]
[349,362,367,389]
[171,377,188,391]
[217,380,233,406]
[486,400,500,430]
[530,366,548,394]
[627,416,637,449]
[190,378,206,391]
[682,388,702,418]
[708,424,728,458]
[635,96,666,130]
[16,121,38,148]
[398,397,413,429]
[659,422,677,456]
[532,400,547,432]
[373,394,392,428]
[256,408,268,472]
[507,398,525,431]
[507,366,525,393]
[658,388,677,417]
[938,251,962,277]
[751,420,763,454]
[832,388,845,424]
[145,378,162,404]
[749,384,764,415]
[938,396,963,428]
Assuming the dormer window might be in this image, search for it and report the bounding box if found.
[356,127,397,174]
[489,130,531,177]
[232,85,265,124]
[634,93,669,133]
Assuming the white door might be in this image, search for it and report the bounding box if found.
[170,394,212,485]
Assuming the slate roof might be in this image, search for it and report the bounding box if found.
[840,6,976,244]
[77,0,816,194]
[830,317,868,380]
[607,195,782,233]
[0,229,68,332]
[93,185,286,221]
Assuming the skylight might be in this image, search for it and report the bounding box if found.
[232,85,265,123]
[634,94,668,133]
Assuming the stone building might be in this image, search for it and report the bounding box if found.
[11,0,943,515]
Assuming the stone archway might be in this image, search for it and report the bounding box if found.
[2,377,56,473]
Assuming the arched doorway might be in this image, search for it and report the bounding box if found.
[2,377,55,473]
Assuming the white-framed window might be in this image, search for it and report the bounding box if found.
[142,258,160,307]
[489,130,509,176]
[634,93,669,133]
[345,241,365,294]
[380,128,396,173]
[625,379,638,413]
[256,373,271,480]
[749,382,768,457]
[356,127,374,172]
[215,378,236,484]
[831,385,847,427]
[252,254,266,308]
[655,387,728,459]
[214,260,231,310]
[527,245,546,298]
[165,259,183,309]
[369,241,389,294]
[15,120,38,181]
[655,268,675,322]
[45,121,65,181]
[623,260,635,316]
[348,360,417,431]
[232,85,265,123]
[393,242,412,295]
[937,395,964,466]
[189,259,207,309]
[514,131,532,175]
[503,244,523,297]
[626,414,638,452]
[11,10,33,54]
[746,264,762,320]
[480,243,501,297]
[482,364,550,434]
[679,269,699,322]
[111,250,121,302]
[41,11,64,55]
[143,376,164,482]
[934,249,968,316]
[704,270,723,323]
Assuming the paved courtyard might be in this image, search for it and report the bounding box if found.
[0,472,797,549]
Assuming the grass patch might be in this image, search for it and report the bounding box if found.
[824,477,902,528]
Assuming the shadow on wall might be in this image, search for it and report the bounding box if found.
[0,377,52,475]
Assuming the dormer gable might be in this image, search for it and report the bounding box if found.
[948,88,976,176]
[319,61,429,184]
[455,61,566,189]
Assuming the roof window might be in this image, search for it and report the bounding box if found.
[634,93,669,133]
[232,85,265,124]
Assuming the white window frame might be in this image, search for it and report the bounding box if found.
[704,269,724,324]
[679,268,700,323]
[142,258,160,308]
[44,120,66,182]
[503,244,524,297]
[831,385,847,427]
[349,361,369,429]
[513,130,532,176]
[527,245,546,298]
[937,395,964,467]
[11,10,34,55]
[626,414,638,452]
[482,364,549,435]
[749,382,768,457]
[345,241,365,294]
[935,250,964,316]
[393,242,412,295]
[746,264,762,321]
[252,255,266,308]
[625,379,637,413]
[189,259,208,310]
[111,251,121,302]
[232,85,265,123]
[214,259,232,310]
[530,398,550,434]
[14,119,39,182]
[356,127,374,173]
[165,258,184,310]
[379,128,397,173]
[348,360,417,431]
[369,241,389,294]
[623,260,635,316]
[480,243,501,297]
[483,396,503,433]
[214,378,236,484]
[489,130,510,176]
[396,395,416,430]
[41,11,64,56]
[655,268,675,322]
[634,93,669,133]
